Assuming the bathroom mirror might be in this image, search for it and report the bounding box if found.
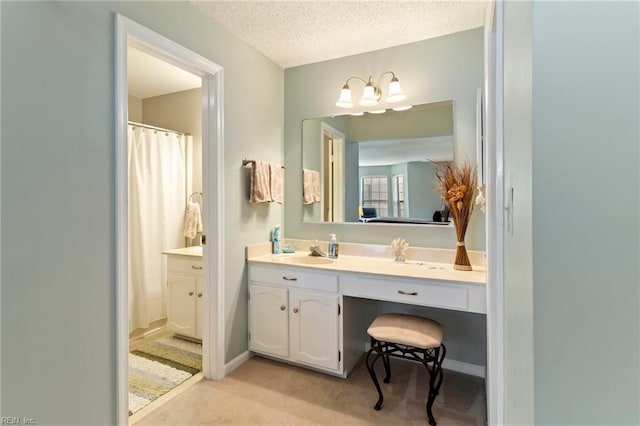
[302,101,454,224]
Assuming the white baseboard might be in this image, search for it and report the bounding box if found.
[224,350,253,376]
[226,350,483,379]
[443,359,486,378]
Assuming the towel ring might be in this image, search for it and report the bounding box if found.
[189,192,203,204]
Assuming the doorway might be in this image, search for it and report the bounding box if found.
[320,123,345,222]
[115,15,225,425]
[127,45,203,419]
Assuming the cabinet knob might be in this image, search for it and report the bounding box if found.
[282,276,298,281]
[198,293,203,298]
[192,265,203,270]
[293,308,299,313]
[189,291,195,296]
[280,305,286,311]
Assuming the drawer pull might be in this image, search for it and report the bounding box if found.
[398,290,418,296]
[189,291,194,296]
[280,305,286,311]
[282,276,298,281]
[198,293,203,298]
[192,265,203,270]
[293,308,299,313]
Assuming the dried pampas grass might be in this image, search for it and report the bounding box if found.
[434,161,477,271]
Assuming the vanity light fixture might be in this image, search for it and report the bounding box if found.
[335,71,406,108]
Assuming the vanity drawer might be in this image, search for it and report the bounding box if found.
[167,256,203,274]
[249,264,339,293]
[342,274,470,311]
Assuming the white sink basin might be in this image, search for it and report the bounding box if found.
[283,256,335,265]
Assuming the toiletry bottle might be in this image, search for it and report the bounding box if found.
[328,234,339,259]
[272,225,282,254]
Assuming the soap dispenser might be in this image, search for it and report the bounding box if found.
[328,234,339,259]
[272,225,282,254]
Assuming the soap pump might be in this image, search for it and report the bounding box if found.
[328,234,339,259]
[272,225,282,254]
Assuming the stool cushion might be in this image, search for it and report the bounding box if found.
[367,313,443,349]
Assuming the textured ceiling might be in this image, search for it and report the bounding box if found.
[189,1,487,68]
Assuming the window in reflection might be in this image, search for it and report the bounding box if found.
[361,176,388,217]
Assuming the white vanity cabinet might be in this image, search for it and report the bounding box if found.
[248,264,341,374]
[166,254,204,340]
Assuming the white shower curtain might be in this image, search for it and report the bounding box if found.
[128,125,189,333]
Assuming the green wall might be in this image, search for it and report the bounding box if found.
[1,1,283,424]
[530,1,640,423]
[406,161,442,219]
[285,28,485,249]
[503,1,640,424]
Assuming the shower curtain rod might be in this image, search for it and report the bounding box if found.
[128,121,190,136]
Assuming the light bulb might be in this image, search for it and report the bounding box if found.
[386,77,406,103]
[335,84,353,108]
[359,83,378,106]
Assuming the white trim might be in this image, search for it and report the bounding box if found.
[224,351,254,376]
[320,122,346,222]
[476,88,485,186]
[0,1,3,414]
[443,359,486,379]
[485,1,505,425]
[115,15,225,425]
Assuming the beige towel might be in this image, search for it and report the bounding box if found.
[250,160,271,203]
[183,202,203,239]
[269,163,284,204]
[303,169,321,204]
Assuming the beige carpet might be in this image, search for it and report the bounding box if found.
[135,355,486,425]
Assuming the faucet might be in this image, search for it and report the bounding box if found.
[309,240,327,257]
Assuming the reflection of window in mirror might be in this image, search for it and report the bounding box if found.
[361,176,388,217]
[392,174,406,217]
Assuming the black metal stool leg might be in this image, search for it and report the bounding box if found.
[366,314,445,425]
[425,344,446,426]
[382,352,391,383]
[434,344,446,394]
[365,346,385,410]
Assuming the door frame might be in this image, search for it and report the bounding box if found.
[485,0,505,424]
[115,15,225,425]
[320,122,345,222]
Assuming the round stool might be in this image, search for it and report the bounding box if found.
[365,313,446,426]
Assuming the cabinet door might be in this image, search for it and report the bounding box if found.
[195,277,204,340]
[290,290,339,371]
[249,285,289,358]
[167,273,197,338]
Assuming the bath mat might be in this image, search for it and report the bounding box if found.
[129,336,202,415]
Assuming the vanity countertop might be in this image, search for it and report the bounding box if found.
[247,251,486,286]
[162,246,203,258]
